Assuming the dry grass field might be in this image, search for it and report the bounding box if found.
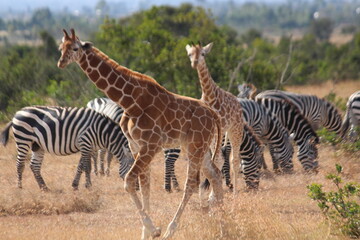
[0,81,359,240]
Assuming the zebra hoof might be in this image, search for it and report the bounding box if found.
[152,227,161,238]
[41,186,50,192]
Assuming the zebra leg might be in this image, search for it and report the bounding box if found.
[15,143,31,189]
[105,152,113,176]
[99,149,106,175]
[92,150,99,176]
[221,144,233,191]
[72,157,84,190]
[29,149,48,191]
[84,152,93,188]
[164,149,172,192]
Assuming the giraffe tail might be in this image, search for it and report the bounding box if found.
[211,110,222,165]
[1,122,12,147]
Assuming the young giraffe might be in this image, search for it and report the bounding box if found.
[186,42,254,192]
[57,29,223,240]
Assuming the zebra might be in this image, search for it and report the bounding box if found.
[0,106,134,191]
[237,98,294,173]
[237,83,258,99]
[341,91,360,140]
[86,97,124,176]
[202,123,264,190]
[255,98,320,171]
[255,90,343,136]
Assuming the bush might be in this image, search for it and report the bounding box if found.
[307,164,360,238]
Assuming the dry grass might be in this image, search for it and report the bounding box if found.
[285,80,360,99]
[0,81,359,240]
[0,135,358,239]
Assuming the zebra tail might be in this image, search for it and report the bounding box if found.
[200,178,211,190]
[340,108,351,138]
[1,122,12,147]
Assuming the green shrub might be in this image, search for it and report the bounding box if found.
[307,164,360,238]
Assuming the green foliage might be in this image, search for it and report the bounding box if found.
[307,165,360,238]
[309,18,334,42]
[317,127,360,152]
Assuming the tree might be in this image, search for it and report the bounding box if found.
[309,17,334,42]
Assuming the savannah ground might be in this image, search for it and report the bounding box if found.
[0,81,359,240]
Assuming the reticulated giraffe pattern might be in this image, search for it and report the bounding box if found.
[57,29,224,240]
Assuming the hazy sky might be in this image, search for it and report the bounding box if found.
[1,0,285,13]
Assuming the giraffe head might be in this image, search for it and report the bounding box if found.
[185,42,213,69]
[57,28,93,68]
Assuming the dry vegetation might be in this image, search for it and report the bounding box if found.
[0,82,359,240]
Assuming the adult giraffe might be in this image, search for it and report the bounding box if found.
[186,42,254,191]
[57,29,223,240]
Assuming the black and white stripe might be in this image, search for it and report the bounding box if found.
[255,98,320,171]
[87,97,124,175]
[342,91,360,140]
[0,106,133,190]
[256,90,343,135]
[238,98,294,173]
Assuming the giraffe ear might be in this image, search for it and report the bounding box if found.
[203,42,213,54]
[185,44,192,52]
[81,41,93,50]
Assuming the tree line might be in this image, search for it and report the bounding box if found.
[0,3,359,121]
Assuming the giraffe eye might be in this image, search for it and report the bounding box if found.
[201,53,205,56]
[73,48,79,52]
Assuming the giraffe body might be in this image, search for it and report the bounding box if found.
[186,43,256,191]
[58,29,223,240]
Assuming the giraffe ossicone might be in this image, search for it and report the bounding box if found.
[57,28,224,240]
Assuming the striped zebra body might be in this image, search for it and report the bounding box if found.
[87,97,124,175]
[255,98,320,171]
[256,90,343,135]
[0,106,133,190]
[342,91,360,139]
[238,99,294,173]
[203,124,264,190]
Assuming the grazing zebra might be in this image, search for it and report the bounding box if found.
[255,98,320,171]
[342,91,360,140]
[0,106,133,190]
[256,90,343,135]
[202,123,264,190]
[87,97,124,175]
[238,98,294,173]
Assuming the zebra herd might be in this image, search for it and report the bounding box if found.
[0,88,359,191]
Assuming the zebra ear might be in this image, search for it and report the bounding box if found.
[289,133,295,141]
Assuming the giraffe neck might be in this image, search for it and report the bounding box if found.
[197,60,217,103]
[77,47,164,113]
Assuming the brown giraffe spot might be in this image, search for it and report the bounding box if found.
[107,87,122,102]
[99,62,112,77]
[108,72,117,85]
[127,104,143,117]
[96,78,108,90]
[121,95,134,109]
[138,113,155,129]
[123,82,134,95]
[115,76,125,88]
[147,84,159,97]
[165,109,175,123]
[171,119,181,130]
[89,56,101,68]
[89,70,100,82]
[167,129,180,140]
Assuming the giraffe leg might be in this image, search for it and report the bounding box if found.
[15,143,31,189]
[162,147,203,240]
[228,129,242,193]
[124,149,161,240]
[29,149,48,191]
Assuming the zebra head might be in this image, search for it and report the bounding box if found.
[297,136,319,172]
[237,83,257,99]
[58,28,93,69]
